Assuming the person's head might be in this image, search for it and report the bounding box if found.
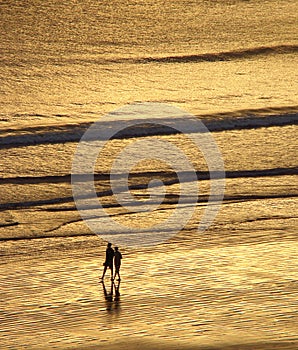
[115,247,118,251]
[107,242,112,247]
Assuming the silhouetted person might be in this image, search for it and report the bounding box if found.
[100,242,114,281]
[113,246,122,281]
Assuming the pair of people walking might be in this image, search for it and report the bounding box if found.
[100,243,122,281]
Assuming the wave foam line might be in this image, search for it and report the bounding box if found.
[0,109,297,149]
[131,45,298,64]
[0,167,297,185]
[1,45,296,67]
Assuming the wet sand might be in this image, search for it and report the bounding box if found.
[1,232,297,349]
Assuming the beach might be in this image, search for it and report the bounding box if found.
[1,0,298,348]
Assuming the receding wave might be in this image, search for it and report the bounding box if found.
[1,191,297,242]
[0,167,297,211]
[0,107,297,148]
[1,165,297,242]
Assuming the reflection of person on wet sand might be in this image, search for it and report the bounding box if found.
[100,242,114,281]
[114,280,121,311]
[100,280,121,312]
[114,280,120,296]
[101,280,114,311]
[113,246,122,281]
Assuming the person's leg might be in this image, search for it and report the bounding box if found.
[101,265,107,280]
[115,266,121,281]
[113,266,118,280]
[110,265,114,281]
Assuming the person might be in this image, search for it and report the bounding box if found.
[100,242,114,281]
[113,246,122,281]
